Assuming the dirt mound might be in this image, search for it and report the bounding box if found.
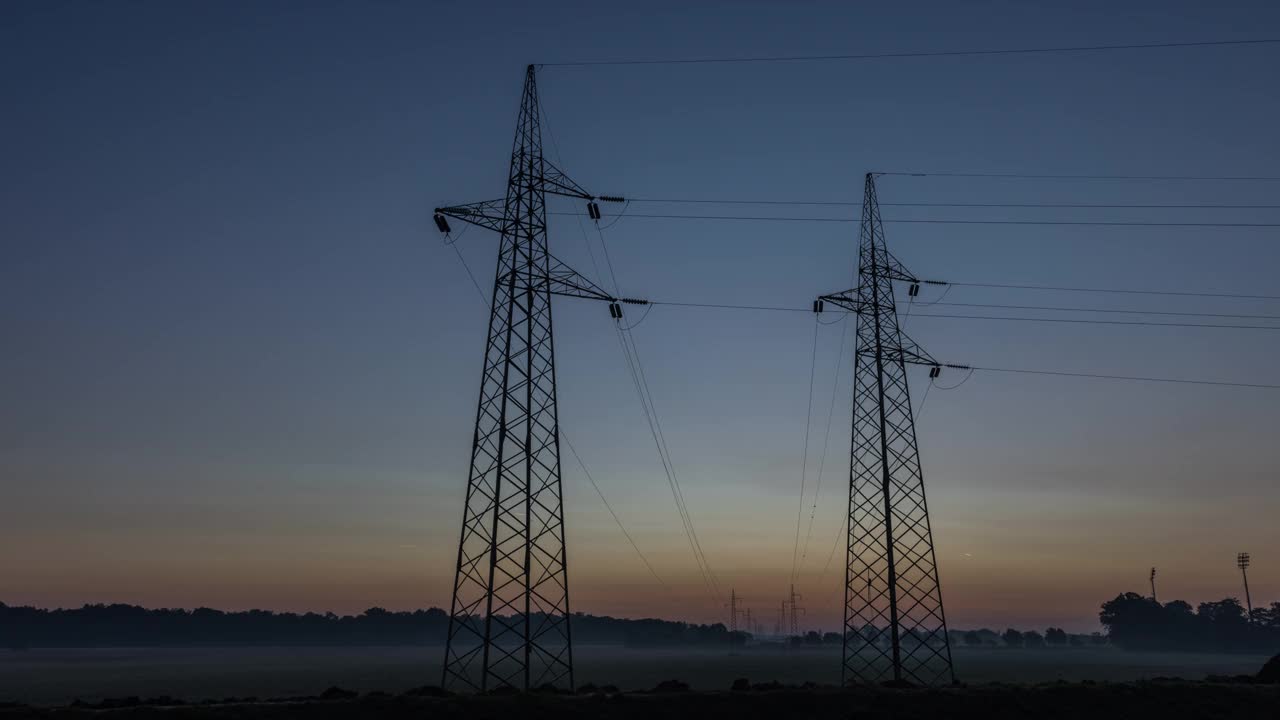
[1259,655,1280,684]
[650,679,689,693]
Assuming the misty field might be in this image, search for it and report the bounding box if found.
[1,645,1271,706]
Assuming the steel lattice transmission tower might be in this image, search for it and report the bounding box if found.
[432,65,634,693]
[816,173,960,687]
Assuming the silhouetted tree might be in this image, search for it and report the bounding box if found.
[1263,602,1280,629]
[1002,629,1023,648]
[822,631,841,645]
[1100,593,1278,653]
[1044,627,1068,645]
[1023,630,1045,648]
[963,630,982,646]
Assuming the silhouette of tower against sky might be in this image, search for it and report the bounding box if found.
[432,65,631,693]
[816,173,957,687]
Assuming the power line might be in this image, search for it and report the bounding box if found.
[550,211,1280,227]
[907,311,1280,331]
[641,299,1280,389]
[541,38,1280,68]
[799,313,849,572]
[651,300,1280,328]
[619,322,724,601]
[561,432,667,588]
[973,366,1280,391]
[447,243,489,309]
[926,301,1280,321]
[885,219,1280,227]
[946,281,1280,301]
[585,201,724,602]
[540,92,722,604]
[626,198,1280,210]
[790,317,821,585]
[885,167,1280,179]
[650,299,808,313]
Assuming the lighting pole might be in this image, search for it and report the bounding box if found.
[1149,567,1157,603]
[1237,553,1253,620]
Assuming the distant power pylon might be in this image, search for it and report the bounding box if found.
[1150,567,1158,603]
[726,589,742,633]
[788,584,805,636]
[432,65,636,693]
[1238,552,1253,619]
[816,173,959,687]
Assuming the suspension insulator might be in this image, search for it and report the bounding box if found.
[609,302,623,319]
[598,195,625,203]
[813,300,824,313]
[434,214,451,234]
[909,283,920,297]
[929,366,941,378]
[588,201,601,220]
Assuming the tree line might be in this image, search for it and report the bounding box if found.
[0,603,748,648]
[6,594,1276,652]
[1099,593,1280,653]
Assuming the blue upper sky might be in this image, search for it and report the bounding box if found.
[2,0,1277,630]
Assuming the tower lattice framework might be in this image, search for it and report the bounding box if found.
[817,173,957,687]
[432,65,630,693]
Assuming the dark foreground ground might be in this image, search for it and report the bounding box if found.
[4,646,1273,705]
[3,682,1280,720]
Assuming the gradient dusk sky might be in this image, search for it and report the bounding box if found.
[2,1,1278,633]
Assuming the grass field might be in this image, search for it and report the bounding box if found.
[1,645,1271,706]
[5,683,1280,720]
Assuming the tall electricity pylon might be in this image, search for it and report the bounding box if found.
[432,65,635,693]
[816,173,959,687]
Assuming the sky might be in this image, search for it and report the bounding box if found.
[2,0,1278,633]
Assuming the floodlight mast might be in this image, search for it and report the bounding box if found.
[1237,552,1252,619]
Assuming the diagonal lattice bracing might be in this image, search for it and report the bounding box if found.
[818,173,955,687]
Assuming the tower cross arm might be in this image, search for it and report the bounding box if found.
[541,254,647,306]
[434,199,506,234]
[540,159,595,200]
[880,250,923,284]
[817,289,868,314]
[878,329,971,373]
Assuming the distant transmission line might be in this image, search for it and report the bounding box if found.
[880,171,1280,181]
[542,38,1280,68]
[905,312,1280,331]
[625,198,1280,209]
[946,281,1280,301]
[972,366,1280,391]
[549,211,1280,227]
